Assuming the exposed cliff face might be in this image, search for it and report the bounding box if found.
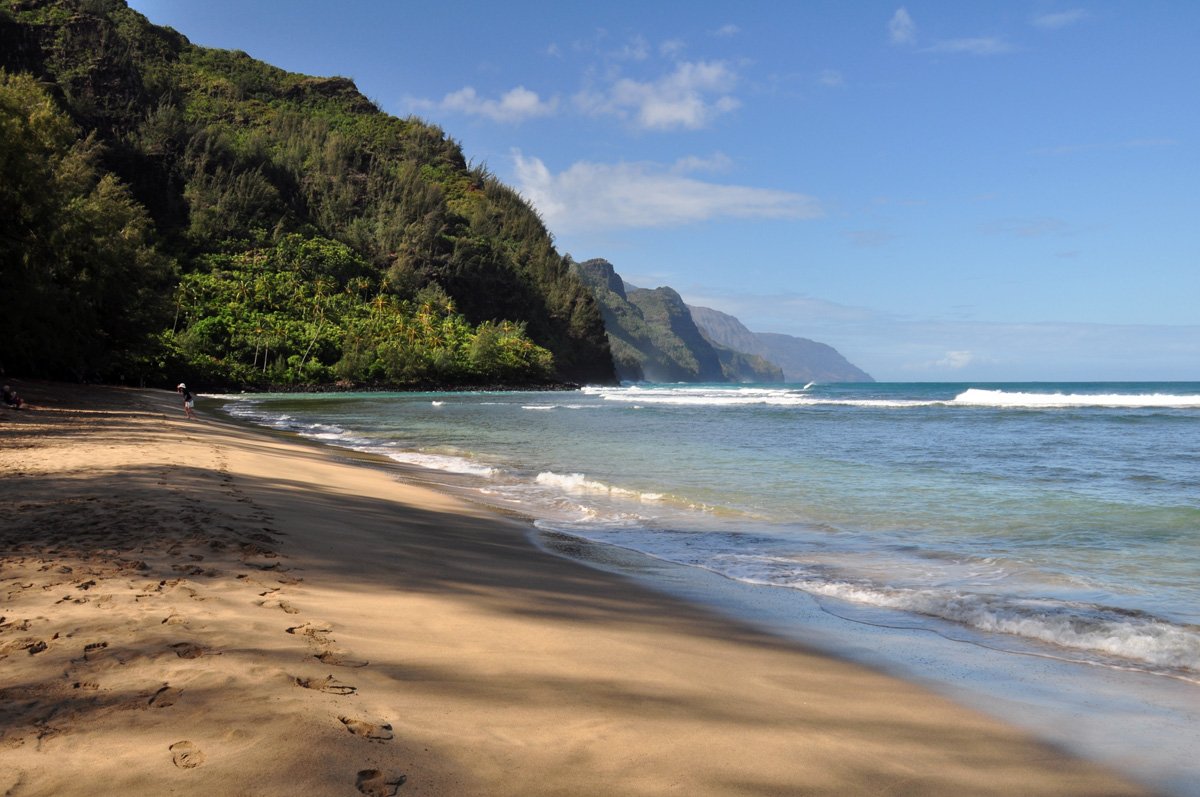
[626,287,726,382]
[690,305,873,384]
[576,260,871,384]
[708,343,784,383]
[575,259,723,382]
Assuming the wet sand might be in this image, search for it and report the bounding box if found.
[0,381,1155,796]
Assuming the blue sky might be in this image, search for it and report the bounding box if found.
[127,1,1198,381]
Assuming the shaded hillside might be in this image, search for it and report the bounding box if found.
[0,0,614,386]
[708,344,784,383]
[690,305,873,384]
[575,259,779,383]
[575,259,720,382]
[756,333,873,383]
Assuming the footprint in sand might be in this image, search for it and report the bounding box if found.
[169,740,205,769]
[83,641,109,661]
[316,650,368,668]
[149,685,182,707]
[355,769,406,796]
[170,642,210,659]
[339,716,394,741]
[287,622,333,644]
[256,598,300,614]
[295,675,357,695]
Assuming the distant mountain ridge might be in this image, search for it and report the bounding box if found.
[575,258,870,384]
[689,306,874,384]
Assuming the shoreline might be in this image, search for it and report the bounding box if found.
[0,381,1158,796]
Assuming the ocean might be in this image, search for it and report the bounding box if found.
[215,381,1200,795]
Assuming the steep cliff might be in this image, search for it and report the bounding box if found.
[690,305,873,384]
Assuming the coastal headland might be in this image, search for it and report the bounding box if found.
[0,382,1154,796]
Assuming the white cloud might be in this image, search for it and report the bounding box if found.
[844,229,898,248]
[932,350,974,369]
[512,152,822,233]
[671,152,734,174]
[1033,137,1178,156]
[574,60,740,131]
[980,217,1073,238]
[660,39,687,58]
[889,8,917,45]
[437,86,556,123]
[925,37,1013,55]
[1032,9,1090,30]
[818,69,845,87]
[613,35,650,61]
[714,24,741,38]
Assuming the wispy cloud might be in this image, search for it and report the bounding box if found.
[671,152,734,174]
[1032,9,1090,30]
[612,35,650,61]
[980,216,1074,238]
[889,8,917,45]
[931,350,975,369]
[924,37,1014,55]
[714,24,741,38]
[1032,138,1179,156]
[574,60,741,131]
[818,69,845,88]
[512,152,822,233]
[844,229,897,248]
[426,86,557,123]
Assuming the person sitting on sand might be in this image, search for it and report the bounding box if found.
[2,384,25,409]
[177,383,196,420]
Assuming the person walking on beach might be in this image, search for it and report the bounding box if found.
[177,383,196,419]
[2,384,25,409]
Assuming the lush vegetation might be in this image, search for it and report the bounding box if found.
[0,0,614,388]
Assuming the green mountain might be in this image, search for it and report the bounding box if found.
[574,258,870,385]
[573,258,715,382]
[0,0,615,387]
[574,258,781,383]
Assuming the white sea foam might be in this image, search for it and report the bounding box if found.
[952,388,1200,409]
[384,451,497,478]
[535,471,663,502]
[812,582,1199,672]
[581,385,930,408]
[532,521,1200,676]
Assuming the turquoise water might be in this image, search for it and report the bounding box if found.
[217,381,1200,794]
[221,381,1200,680]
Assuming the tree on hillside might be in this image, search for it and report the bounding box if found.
[0,70,174,380]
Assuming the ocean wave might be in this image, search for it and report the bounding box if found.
[383,451,498,478]
[951,388,1200,409]
[700,554,1200,674]
[817,583,1199,673]
[535,471,664,502]
[581,386,931,408]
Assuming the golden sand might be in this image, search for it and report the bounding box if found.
[0,382,1152,796]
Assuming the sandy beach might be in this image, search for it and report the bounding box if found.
[0,382,1155,796]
